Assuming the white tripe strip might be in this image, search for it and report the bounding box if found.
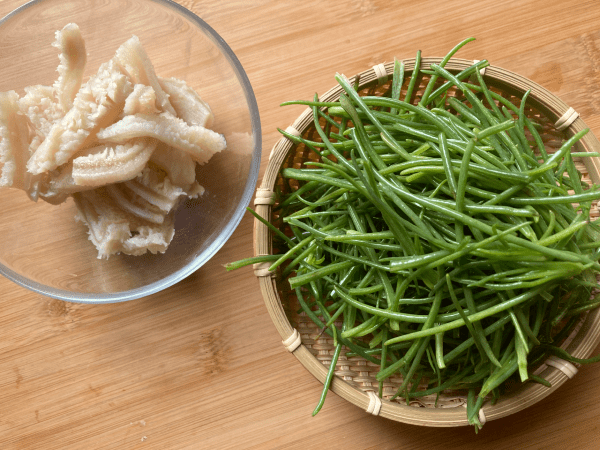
[72,138,157,186]
[0,91,31,189]
[27,59,134,175]
[52,23,87,112]
[97,112,226,165]
[113,35,176,116]
[158,77,214,128]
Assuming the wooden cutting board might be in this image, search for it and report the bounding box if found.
[1,0,600,448]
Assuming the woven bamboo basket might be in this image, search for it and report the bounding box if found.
[253,57,600,427]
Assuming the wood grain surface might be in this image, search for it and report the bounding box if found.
[2,0,600,448]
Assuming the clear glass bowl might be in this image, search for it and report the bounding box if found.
[0,0,261,302]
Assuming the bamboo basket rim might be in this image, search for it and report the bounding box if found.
[253,57,600,427]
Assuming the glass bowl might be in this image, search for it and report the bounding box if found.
[0,0,261,302]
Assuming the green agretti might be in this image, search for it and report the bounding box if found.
[227,39,600,431]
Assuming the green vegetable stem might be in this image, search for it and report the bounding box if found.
[226,38,600,431]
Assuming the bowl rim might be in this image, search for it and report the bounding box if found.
[253,57,600,426]
[0,0,262,303]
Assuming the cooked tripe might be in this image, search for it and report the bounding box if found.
[159,77,214,128]
[27,59,134,175]
[113,36,177,116]
[97,112,226,165]
[52,23,87,112]
[72,138,157,186]
[73,188,176,258]
[18,85,64,154]
[0,91,30,189]
[122,85,160,116]
[0,24,226,258]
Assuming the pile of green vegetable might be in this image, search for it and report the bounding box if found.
[227,39,600,430]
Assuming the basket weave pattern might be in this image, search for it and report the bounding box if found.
[254,58,600,425]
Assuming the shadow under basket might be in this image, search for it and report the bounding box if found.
[253,58,600,427]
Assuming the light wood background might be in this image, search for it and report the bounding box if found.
[2,0,600,448]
